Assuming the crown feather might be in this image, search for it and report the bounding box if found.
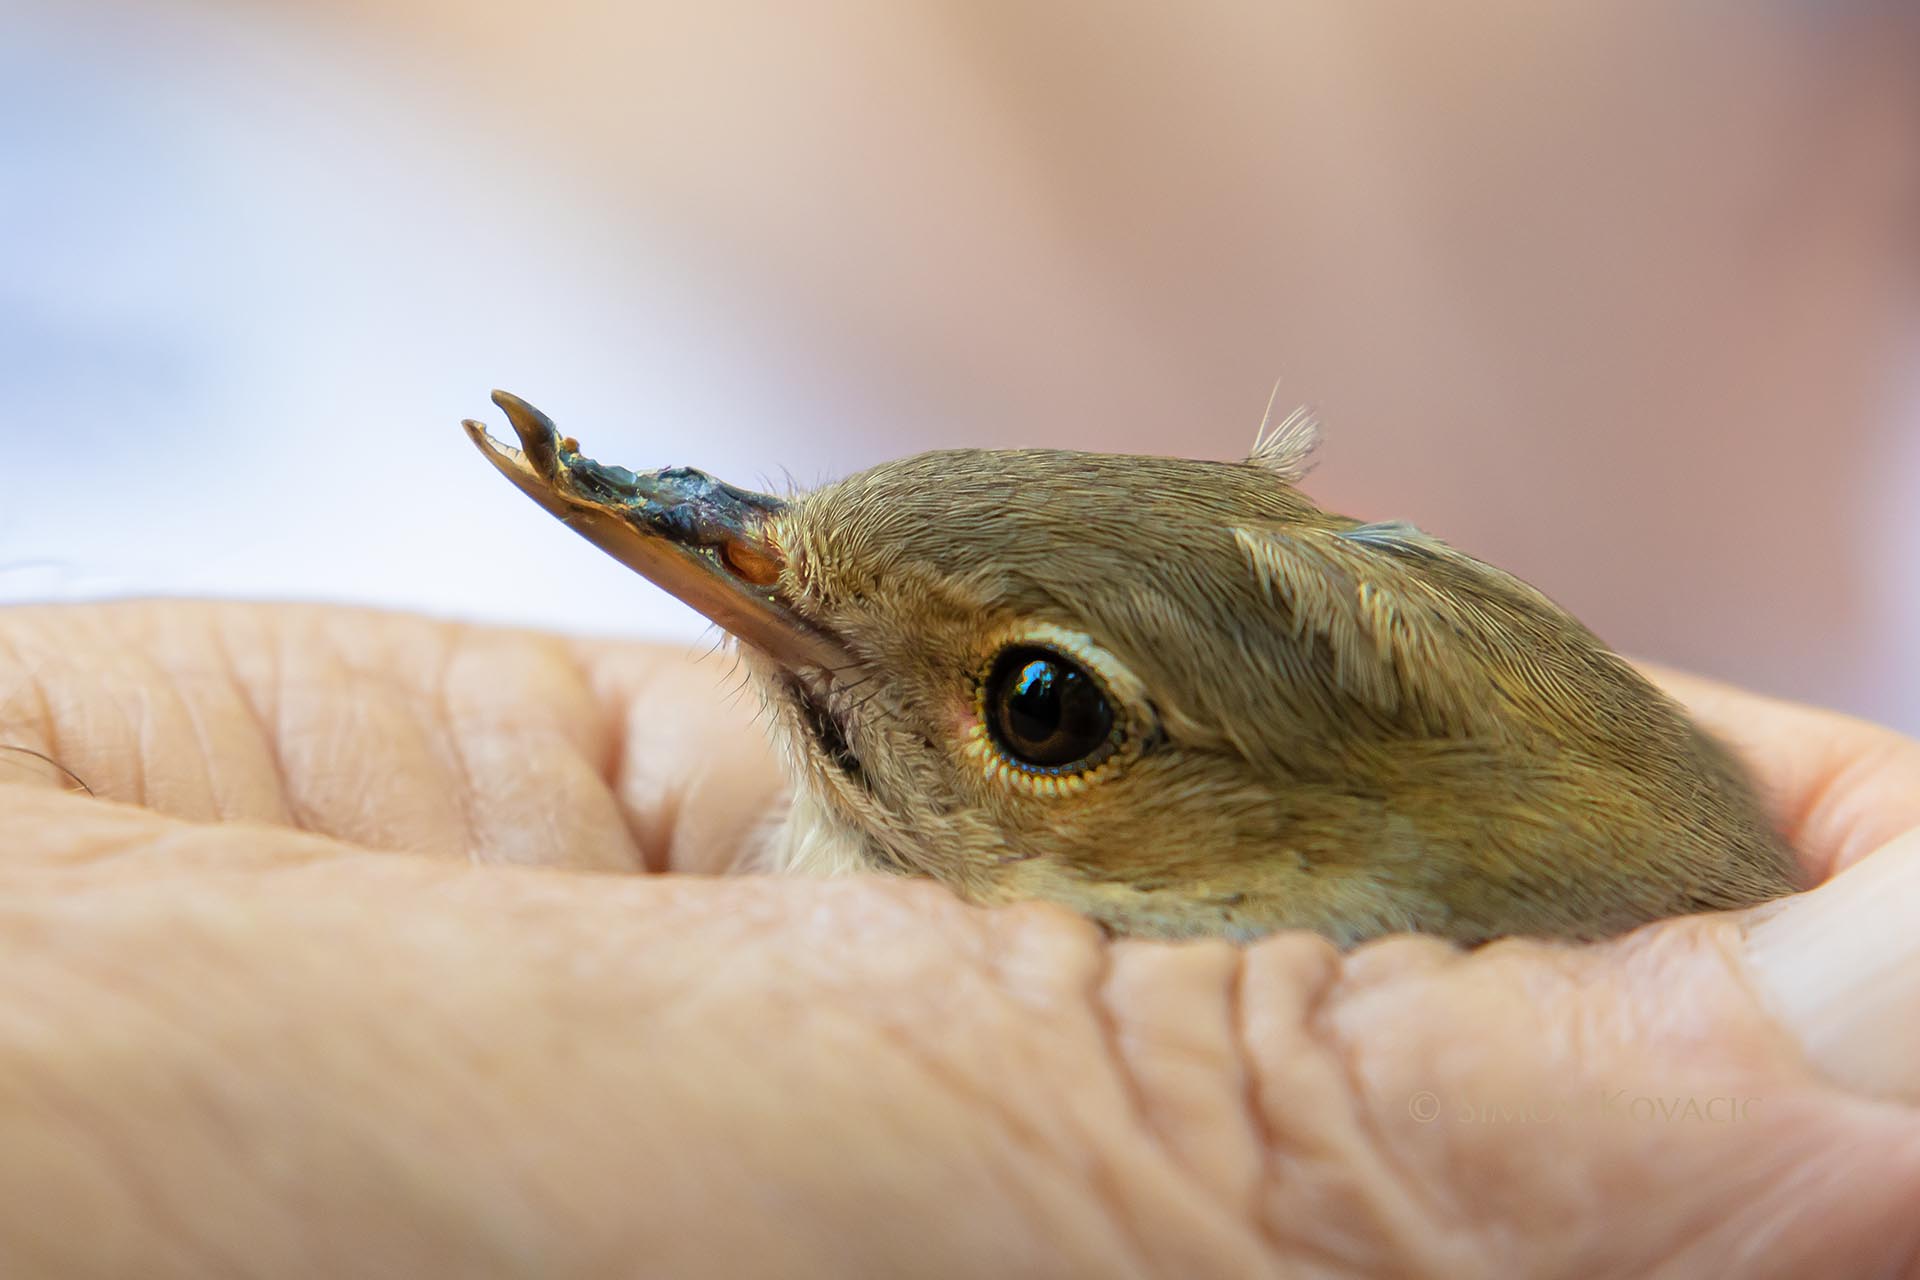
[1246,397,1321,483]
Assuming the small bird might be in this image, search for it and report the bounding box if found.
[464,391,1797,945]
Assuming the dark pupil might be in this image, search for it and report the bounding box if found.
[987,647,1114,769]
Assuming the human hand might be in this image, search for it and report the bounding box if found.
[2,602,1917,1277]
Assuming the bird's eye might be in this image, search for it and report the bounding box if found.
[983,646,1118,773]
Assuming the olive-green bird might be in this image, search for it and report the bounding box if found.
[464,391,1796,945]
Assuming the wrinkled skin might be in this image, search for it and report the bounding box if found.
[2,601,1918,1278]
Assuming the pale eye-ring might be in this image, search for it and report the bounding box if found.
[982,645,1120,774]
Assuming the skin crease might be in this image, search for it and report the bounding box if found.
[0,603,1918,1277]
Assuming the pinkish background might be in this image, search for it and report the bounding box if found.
[4,1,1917,727]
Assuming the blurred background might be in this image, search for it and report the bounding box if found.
[3,0,1917,727]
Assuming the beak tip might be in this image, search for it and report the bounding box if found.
[461,418,533,490]
[460,417,493,450]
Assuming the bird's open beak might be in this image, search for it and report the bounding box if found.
[462,390,847,674]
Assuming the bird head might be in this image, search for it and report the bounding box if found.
[465,391,1794,943]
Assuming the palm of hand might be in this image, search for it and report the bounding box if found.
[3,602,1918,1276]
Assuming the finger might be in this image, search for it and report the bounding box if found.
[0,830,1271,1276]
[8,813,1918,1275]
[0,602,783,873]
[563,632,789,873]
[1281,913,1920,1273]
[1645,664,1920,878]
[1741,825,1920,1102]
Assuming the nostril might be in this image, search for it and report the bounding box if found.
[721,538,783,587]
